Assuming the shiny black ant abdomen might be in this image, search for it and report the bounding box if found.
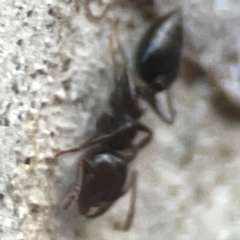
[135,10,183,123]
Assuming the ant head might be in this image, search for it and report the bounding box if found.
[78,154,127,215]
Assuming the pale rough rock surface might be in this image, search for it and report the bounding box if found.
[1,0,240,240]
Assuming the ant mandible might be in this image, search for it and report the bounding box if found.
[135,10,183,124]
[58,27,152,230]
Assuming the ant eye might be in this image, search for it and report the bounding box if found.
[135,10,183,91]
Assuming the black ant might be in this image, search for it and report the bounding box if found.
[58,29,152,230]
[135,10,183,124]
[54,10,183,230]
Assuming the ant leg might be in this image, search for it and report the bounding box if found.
[52,131,105,161]
[122,171,138,231]
[53,127,120,163]
[61,159,85,211]
[55,120,150,163]
[166,87,176,123]
[53,140,86,161]
[136,86,176,124]
[82,120,142,149]
[134,123,152,150]
[85,0,112,21]
[83,120,152,155]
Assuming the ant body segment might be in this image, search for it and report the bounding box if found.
[135,10,183,124]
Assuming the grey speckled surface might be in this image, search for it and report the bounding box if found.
[1,0,240,240]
